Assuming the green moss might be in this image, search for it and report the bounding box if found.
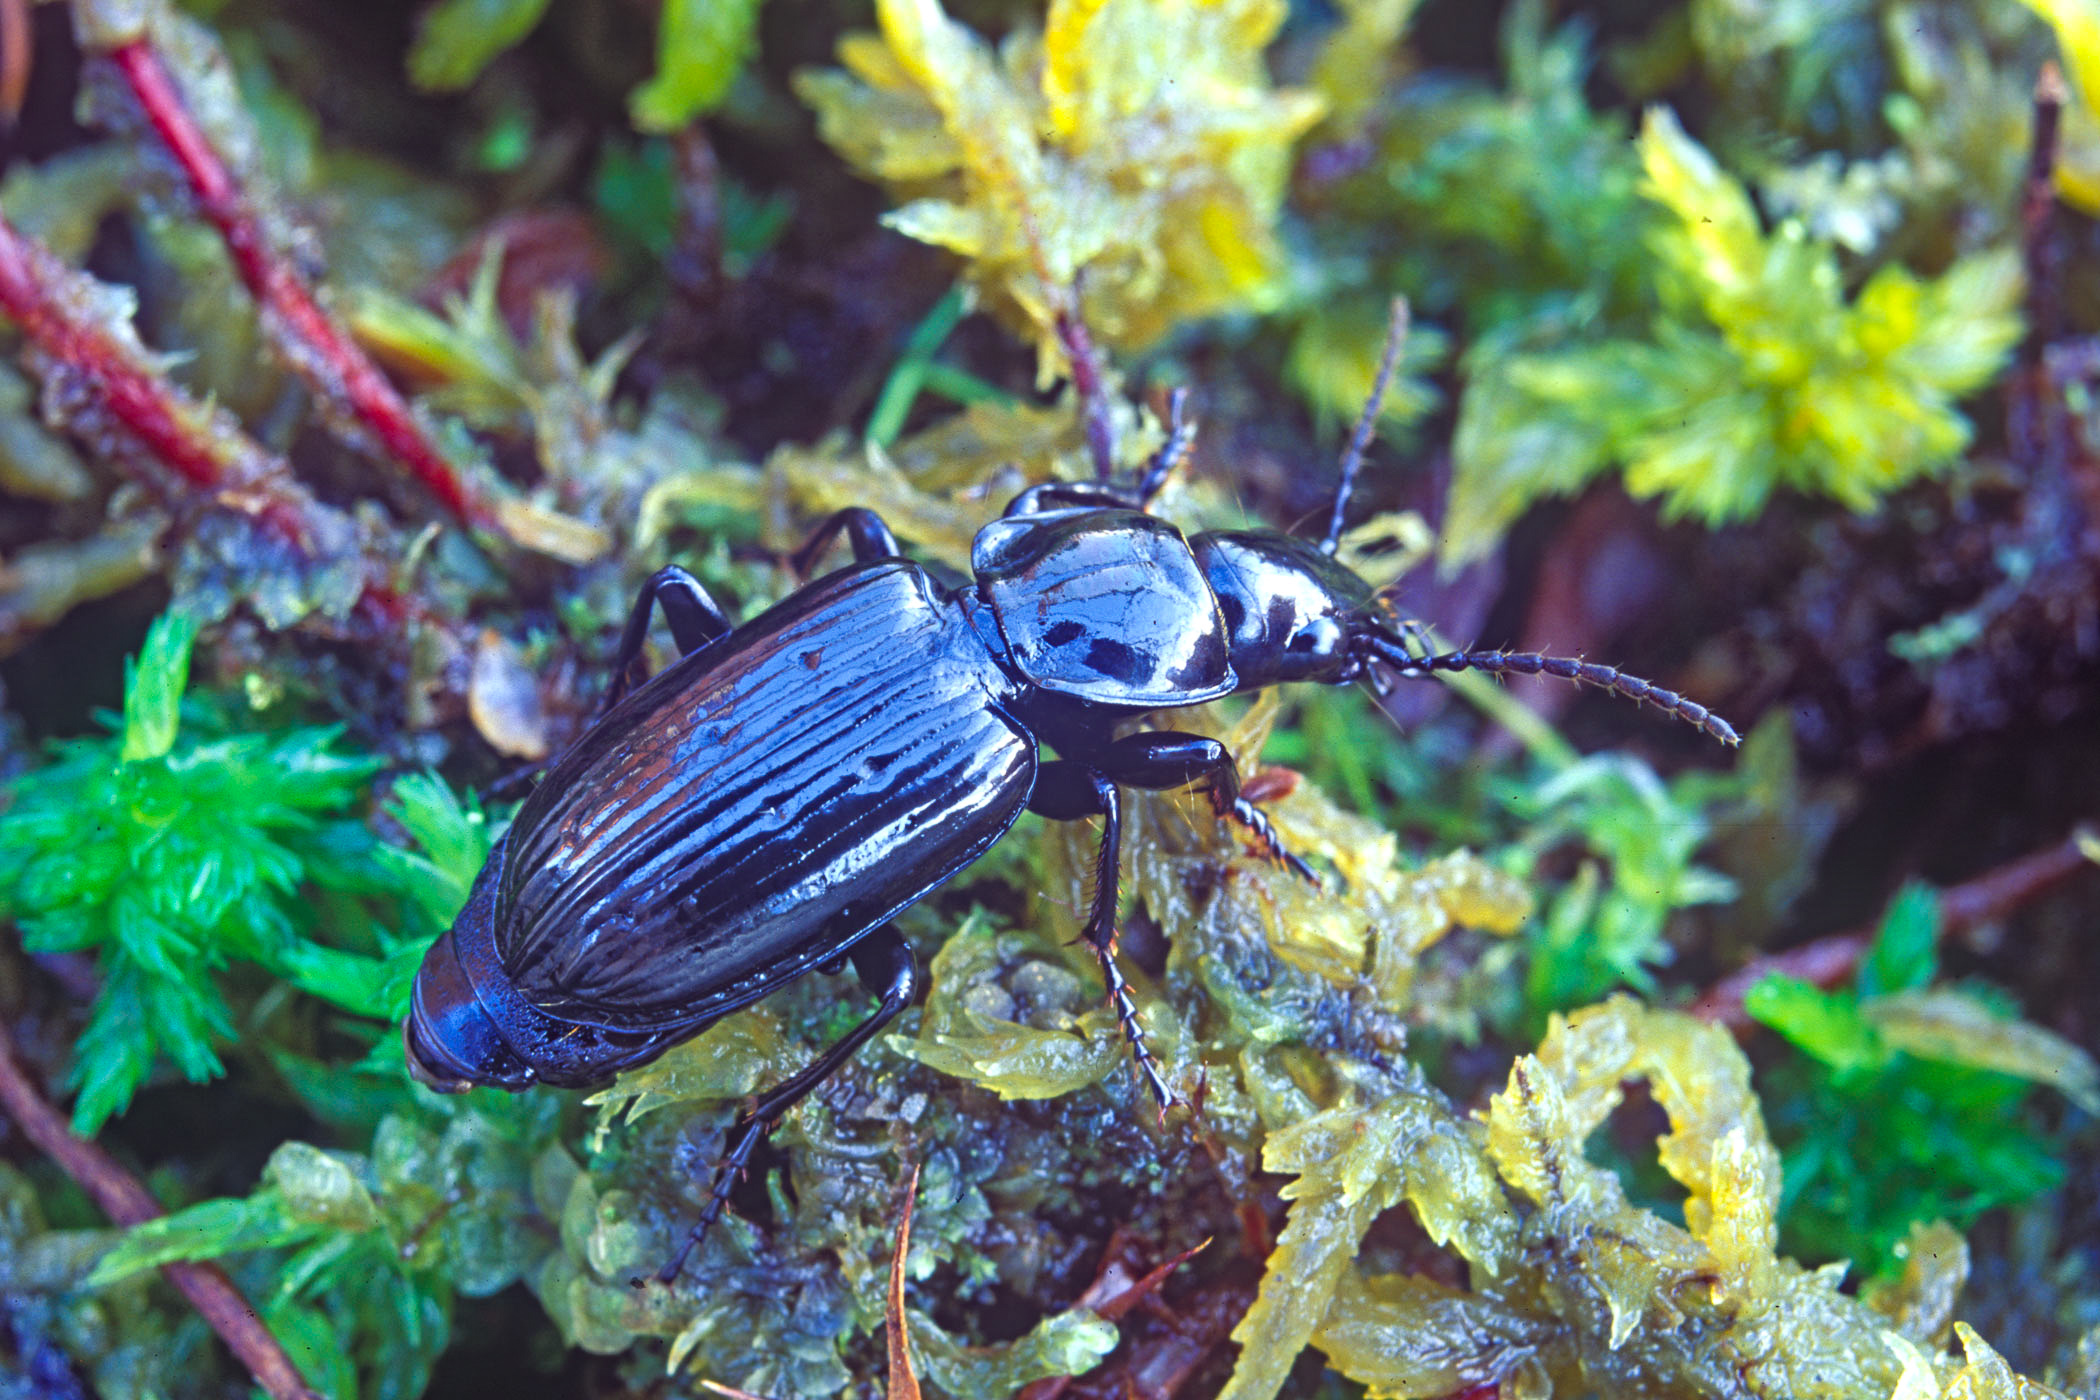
[0,0,2092,1394]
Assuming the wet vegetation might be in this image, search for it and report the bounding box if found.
[0,0,2097,1396]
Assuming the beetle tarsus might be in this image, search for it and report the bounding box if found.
[1216,793,1317,886]
[1006,387,1191,519]
[1072,775,1177,1112]
[1134,388,1194,505]
[1093,933,1176,1114]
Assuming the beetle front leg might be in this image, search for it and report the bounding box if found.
[1028,768,1176,1115]
[1003,480,1151,518]
[1005,388,1193,517]
[1090,732,1317,885]
[603,566,738,715]
[655,925,919,1284]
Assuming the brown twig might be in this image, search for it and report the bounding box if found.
[104,36,489,530]
[0,1017,323,1400]
[2006,62,2082,519]
[1690,828,2097,1032]
[886,1164,922,1400]
[2022,63,2066,362]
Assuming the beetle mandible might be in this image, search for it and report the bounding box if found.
[403,307,1737,1282]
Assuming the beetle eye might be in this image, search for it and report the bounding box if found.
[1290,617,1342,654]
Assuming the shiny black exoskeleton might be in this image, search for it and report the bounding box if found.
[405,366,1737,1281]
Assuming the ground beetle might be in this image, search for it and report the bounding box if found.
[403,306,1737,1281]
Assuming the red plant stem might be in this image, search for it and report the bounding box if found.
[0,1018,324,1400]
[0,0,30,128]
[1691,829,2096,1032]
[107,37,488,530]
[0,207,427,629]
[0,208,264,491]
[1688,933,1872,1033]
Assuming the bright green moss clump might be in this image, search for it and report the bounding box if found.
[0,617,383,1132]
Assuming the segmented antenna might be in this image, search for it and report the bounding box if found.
[1136,387,1195,505]
[1321,297,1411,556]
[1363,631,1739,746]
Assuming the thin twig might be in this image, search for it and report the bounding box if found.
[0,208,277,492]
[0,1017,323,1400]
[105,36,490,529]
[886,1164,922,1400]
[2007,62,2078,512]
[0,206,415,632]
[2022,62,2066,362]
[1690,828,2097,1032]
[0,0,30,129]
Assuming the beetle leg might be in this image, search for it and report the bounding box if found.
[1005,389,1195,517]
[603,566,737,715]
[790,507,904,577]
[1002,480,1150,518]
[1002,395,1190,517]
[1028,769,1176,1115]
[1079,777,1178,1116]
[1092,732,1318,887]
[656,926,919,1284]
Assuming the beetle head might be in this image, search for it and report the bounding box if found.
[1193,531,1379,690]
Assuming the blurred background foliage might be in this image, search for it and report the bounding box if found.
[0,0,2098,1396]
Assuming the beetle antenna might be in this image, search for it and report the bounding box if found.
[1321,296,1410,556]
[1363,631,1740,746]
[1136,387,1194,504]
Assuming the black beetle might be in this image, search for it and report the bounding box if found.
[403,317,1735,1280]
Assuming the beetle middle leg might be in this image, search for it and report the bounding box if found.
[1028,769,1176,1114]
[603,566,738,715]
[1088,732,1317,884]
[790,507,904,577]
[656,925,919,1284]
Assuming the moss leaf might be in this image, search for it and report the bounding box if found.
[406,0,553,91]
[798,0,1323,361]
[1865,988,2100,1113]
[630,0,767,132]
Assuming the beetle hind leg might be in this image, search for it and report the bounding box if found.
[653,926,919,1284]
